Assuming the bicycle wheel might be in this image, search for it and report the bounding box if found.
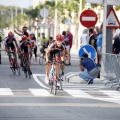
[49,80,53,94]
[11,62,16,75]
[24,69,27,78]
[28,70,31,79]
[39,53,44,65]
[59,78,62,90]
[11,67,16,75]
[53,80,57,95]
[16,65,21,75]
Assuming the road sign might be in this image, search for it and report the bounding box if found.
[78,45,96,60]
[80,9,98,28]
[40,8,49,18]
[101,8,120,28]
[86,0,103,4]
[65,19,72,26]
[39,24,50,29]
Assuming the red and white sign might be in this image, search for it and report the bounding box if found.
[106,8,120,28]
[80,9,98,28]
[101,8,120,28]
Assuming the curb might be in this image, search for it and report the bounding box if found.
[64,72,109,84]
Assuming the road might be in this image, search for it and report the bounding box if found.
[0,52,120,120]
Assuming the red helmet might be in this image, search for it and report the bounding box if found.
[8,31,14,38]
[56,34,64,42]
[22,35,27,41]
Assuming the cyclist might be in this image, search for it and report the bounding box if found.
[5,31,19,67]
[45,34,66,84]
[40,32,49,55]
[30,32,37,64]
[14,26,30,39]
[19,35,32,75]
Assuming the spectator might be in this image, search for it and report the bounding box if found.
[62,31,71,65]
[96,28,102,66]
[66,28,73,49]
[89,28,97,50]
[113,33,120,54]
[79,53,99,84]
[40,33,49,55]
[80,29,88,46]
[30,32,38,64]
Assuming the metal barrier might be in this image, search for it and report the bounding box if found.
[110,54,120,89]
[102,53,117,81]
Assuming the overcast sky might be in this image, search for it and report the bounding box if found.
[0,0,33,8]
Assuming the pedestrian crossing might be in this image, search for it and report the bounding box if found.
[0,83,120,101]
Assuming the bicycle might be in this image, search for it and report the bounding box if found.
[48,59,63,95]
[22,53,31,79]
[8,51,21,75]
[39,49,46,65]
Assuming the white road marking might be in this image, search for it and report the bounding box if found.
[100,90,120,99]
[32,74,48,89]
[0,88,14,95]
[29,89,53,96]
[64,89,93,98]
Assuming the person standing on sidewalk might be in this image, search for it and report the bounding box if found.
[96,29,102,67]
[80,29,88,46]
[62,31,71,65]
[79,53,99,84]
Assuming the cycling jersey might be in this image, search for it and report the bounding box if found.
[5,37,16,51]
[48,41,66,52]
[19,41,31,53]
[48,41,66,61]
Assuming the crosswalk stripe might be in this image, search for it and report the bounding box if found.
[0,88,14,95]
[29,89,53,96]
[100,90,120,99]
[63,89,93,98]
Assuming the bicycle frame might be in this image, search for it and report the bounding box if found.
[22,53,31,79]
[8,52,20,75]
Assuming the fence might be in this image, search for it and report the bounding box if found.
[102,53,120,90]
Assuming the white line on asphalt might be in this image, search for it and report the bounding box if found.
[0,88,14,95]
[64,89,93,98]
[32,74,48,89]
[29,89,53,96]
[100,90,120,99]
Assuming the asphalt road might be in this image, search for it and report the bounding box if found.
[0,52,120,120]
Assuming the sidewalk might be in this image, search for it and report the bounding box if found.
[67,47,109,84]
[64,72,109,84]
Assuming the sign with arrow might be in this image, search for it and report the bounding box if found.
[78,45,96,60]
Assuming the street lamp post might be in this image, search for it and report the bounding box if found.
[54,0,58,39]
[78,0,82,50]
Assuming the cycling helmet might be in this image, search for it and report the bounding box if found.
[8,31,14,38]
[22,35,27,40]
[56,34,64,42]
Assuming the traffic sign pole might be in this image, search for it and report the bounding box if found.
[102,0,107,72]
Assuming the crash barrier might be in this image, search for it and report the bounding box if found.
[102,53,120,90]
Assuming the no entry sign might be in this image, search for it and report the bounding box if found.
[80,9,98,28]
